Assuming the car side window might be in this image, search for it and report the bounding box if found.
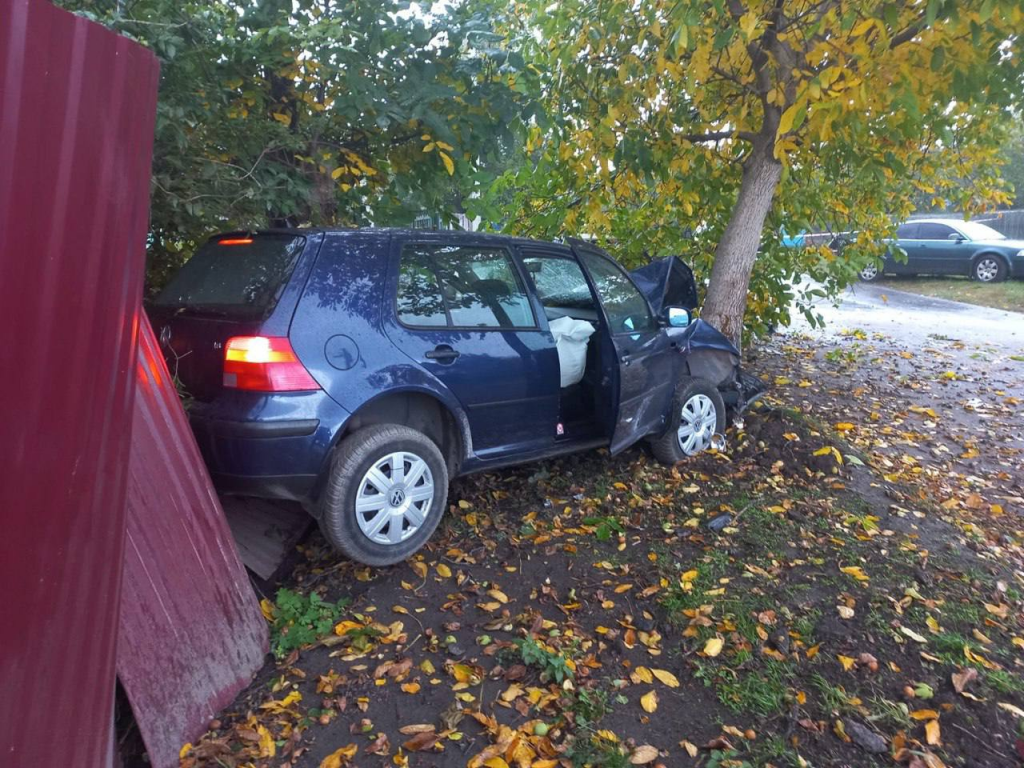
[577,250,655,334]
[896,223,918,238]
[397,246,448,327]
[521,253,596,312]
[397,243,535,329]
[917,222,956,240]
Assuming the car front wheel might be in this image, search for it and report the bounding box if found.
[650,377,726,465]
[972,256,1006,283]
[318,424,448,566]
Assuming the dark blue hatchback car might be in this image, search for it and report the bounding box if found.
[149,229,763,565]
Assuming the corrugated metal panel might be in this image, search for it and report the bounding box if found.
[118,317,269,768]
[0,1,160,766]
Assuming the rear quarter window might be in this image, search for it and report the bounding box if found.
[153,235,305,319]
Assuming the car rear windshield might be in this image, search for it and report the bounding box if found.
[153,235,305,319]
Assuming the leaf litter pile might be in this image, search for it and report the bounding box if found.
[182,330,1023,768]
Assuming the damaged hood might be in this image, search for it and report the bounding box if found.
[629,256,699,315]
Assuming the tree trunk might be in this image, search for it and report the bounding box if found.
[700,134,783,354]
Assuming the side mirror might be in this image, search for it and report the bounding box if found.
[665,307,690,328]
[947,233,965,242]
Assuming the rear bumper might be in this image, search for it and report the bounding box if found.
[187,390,350,502]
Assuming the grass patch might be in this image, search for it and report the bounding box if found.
[877,276,1024,313]
[696,659,793,717]
[267,588,350,659]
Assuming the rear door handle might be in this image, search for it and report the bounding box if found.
[425,345,460,363]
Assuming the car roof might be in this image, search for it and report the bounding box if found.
[213,227,577,250]
[904,218,964,226]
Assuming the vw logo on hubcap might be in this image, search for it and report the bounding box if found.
[389,488,406,507]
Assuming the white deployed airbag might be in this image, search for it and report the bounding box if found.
[549,316,596,388]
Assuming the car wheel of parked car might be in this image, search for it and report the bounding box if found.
[972,256,1006,283]
[650,377,726,465]
[318,424,448,566]
[858,262,881,282]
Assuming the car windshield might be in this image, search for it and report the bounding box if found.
[153,235,305,319]
[957,221,1005,241]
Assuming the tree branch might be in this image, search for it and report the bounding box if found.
[680,130,756,143]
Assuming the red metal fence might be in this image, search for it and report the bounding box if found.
[118,318,268,768]
[0,0,160,764]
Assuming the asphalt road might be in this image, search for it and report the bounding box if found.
[788,280,1024,352]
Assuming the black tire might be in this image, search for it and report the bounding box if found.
[972,255,1007,283]
[318,424,448,566]
[650,377,726,465]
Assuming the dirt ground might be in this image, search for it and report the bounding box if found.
[180,328,1024,768]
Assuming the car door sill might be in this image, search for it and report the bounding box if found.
[459,437,609,476]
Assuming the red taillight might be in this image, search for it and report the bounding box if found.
[223,336,319,392]
[218,237,254,246]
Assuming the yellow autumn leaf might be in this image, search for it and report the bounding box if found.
[436,563,452,578]
[259,598,275,622]
[483,758,509,768]
[972,628,993,645]
[271,112,291,126]
[411,561,428,579]
[910,709,939,720]
[838,655,857,671]
[334,620,363,636]
[488,589,509,603]
[257,724,275,758]
[630,745,659,764]
[422,142,436,152]
[680,569,699,583]
[320,743,358,768]
[331,166,346,180]
[900,626,928,644]
[439,151,455,175]
[614,584,633,593]
[652,669,680,688]
[633,666,653,683]
[777,102,799,135]
[840,566,869,582]
[925,719,941,746]
[401,682,421,694]
[640,689,658,713]
[813,446,832,456]
[998,702,1024,718]
[703,637,724,657]
[679,740,698,758]
[596,729,619,742]
[835,422,855,431]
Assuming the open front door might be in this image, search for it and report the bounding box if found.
[572,246,677,454]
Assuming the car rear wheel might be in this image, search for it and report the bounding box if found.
[972,256,1006,283]
[858,262,881,282]
[650,377,726,465]
[318,424,448,566]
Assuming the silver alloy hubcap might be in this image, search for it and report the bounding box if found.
[677,394,718,456]
[860,263,878,280]
[355,452,434,546]
[975,258,999,282]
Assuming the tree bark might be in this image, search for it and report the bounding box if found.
[700,133,783,354]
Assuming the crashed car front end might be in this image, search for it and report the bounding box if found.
[674,319,767,415]
[629,255,767,415]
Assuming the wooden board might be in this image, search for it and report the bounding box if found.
[222,496,313,580]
